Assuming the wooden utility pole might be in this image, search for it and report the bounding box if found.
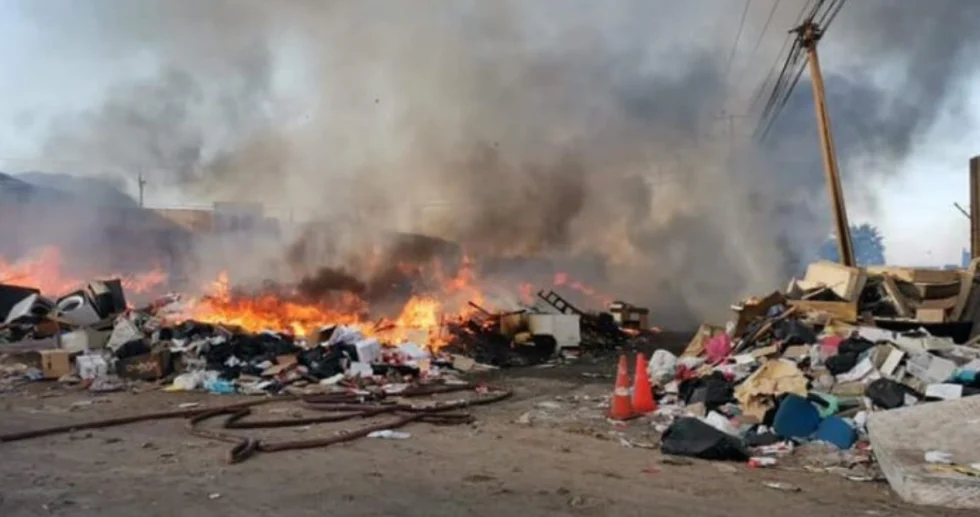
[797,20,856,267]
[970,156,980,259]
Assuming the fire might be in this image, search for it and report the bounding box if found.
[0,246,168,296]
[185,271,370,336]
[553,271,613,306]
[186,257,486,350]
[3,246,620,352]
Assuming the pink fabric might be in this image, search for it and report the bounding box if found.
[820,335,843,357]
[705,334,732,363]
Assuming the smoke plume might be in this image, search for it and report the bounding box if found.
[6,0,980,326]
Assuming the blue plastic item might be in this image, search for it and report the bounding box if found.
[204,378,236,395]
[953,369,978,384]
[772,394,822,439]
[813,416,857,449]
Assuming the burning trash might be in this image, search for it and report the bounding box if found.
[1,246,659,394]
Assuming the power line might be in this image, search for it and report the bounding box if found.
[749,0,813,110]
[725,0,754,79]
[754,0,849,140]
[744,0,781,70]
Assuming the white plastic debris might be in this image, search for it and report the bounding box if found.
[106,316,142,352]
[76,355,109,380]
[925,383,964,400]
[925,450,954,465]
[326,325,363,347]
[354,338,383,363]
[647,349,678,386]
[367,430,411,439]
[702,411,739,437]
[347,362,374,378]
[168,371,217,392]
[319,373,344,386]
[396,342,431,361]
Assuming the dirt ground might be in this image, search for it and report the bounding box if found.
[0,357,970,517]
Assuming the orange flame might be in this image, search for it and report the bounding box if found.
[552,271,613,307]
[185,256,486,350]
[0,247,167,295]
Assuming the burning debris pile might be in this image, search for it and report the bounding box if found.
[0,248,658,393]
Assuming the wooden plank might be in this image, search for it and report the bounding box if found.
[914,281,961,300]
[866,266,962,285]
[919,296,959,310]
[788,300,858,322]
[915,308,947,323]
[881,275,913,318]
[952,259,980,321]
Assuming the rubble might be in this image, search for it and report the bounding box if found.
[575,260,980,508]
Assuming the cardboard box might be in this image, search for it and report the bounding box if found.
[39,349,72,379]
[117,350,172,380]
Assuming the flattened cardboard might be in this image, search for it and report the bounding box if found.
[802,261,867,301]
[915,307,947,323]
[866,266,961,285]
[788,300,858,322]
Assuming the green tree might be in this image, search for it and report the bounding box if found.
[818,224,886,266]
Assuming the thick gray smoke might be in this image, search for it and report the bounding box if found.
[6,0,980,326]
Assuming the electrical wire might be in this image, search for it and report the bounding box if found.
[744,0,781,70]
[725,0,754,79]
[750,0,814,110]
[754,0,849,140]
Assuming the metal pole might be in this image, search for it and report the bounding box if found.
[970,156,980,259]
[800,20,855,267]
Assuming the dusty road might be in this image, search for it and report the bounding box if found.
[0,362,967,517]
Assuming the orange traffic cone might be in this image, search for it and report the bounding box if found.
[632,353,657,414]
[609,355,634,420]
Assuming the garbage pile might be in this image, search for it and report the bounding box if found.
[640,260,980,486]
[1,276,656,393]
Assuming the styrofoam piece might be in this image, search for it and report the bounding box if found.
[868,396,980,509]
[906,354,957,384]
[354,338,383,363]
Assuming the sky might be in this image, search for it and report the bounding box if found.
[0,0,975,268]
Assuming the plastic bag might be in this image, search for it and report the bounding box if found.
[660,417,749,461]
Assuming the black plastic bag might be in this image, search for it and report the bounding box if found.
[680,371,734,410]
[772,319,817,347]
[865,378,907,409]
[826,352,860,375]
[661,417,750,461]
[839,335,875,356]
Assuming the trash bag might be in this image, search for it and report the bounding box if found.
[772,319,817,347]
[647,349,678,385]
[839,335,875,356]
[744,425,782,447]
[825,352,860,375]
[680,371,734,410]
[660,417,749,461]
[865,378,907,409]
